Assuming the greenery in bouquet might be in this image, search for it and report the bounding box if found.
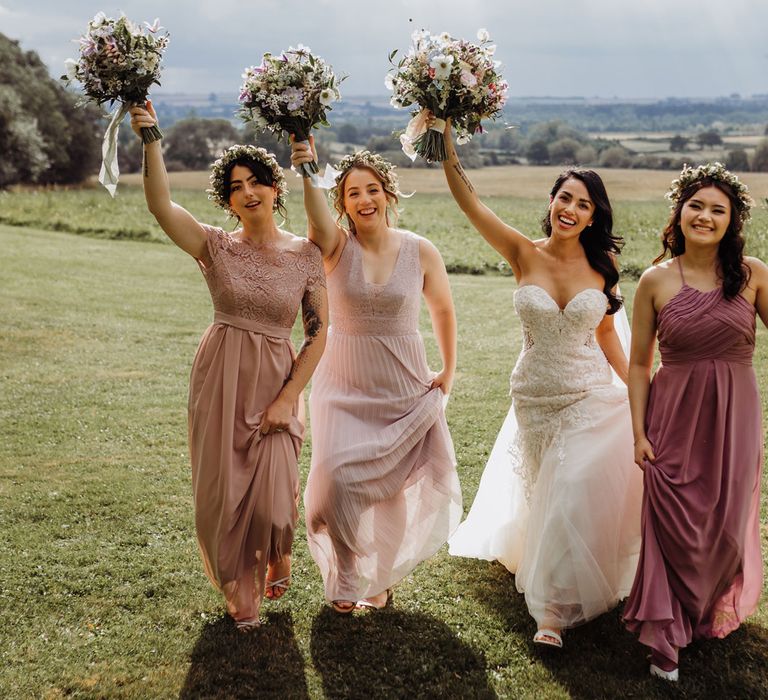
[387,29,508,162]
[63,12,169,144]
[238,45,343,178]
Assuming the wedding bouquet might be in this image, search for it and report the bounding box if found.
[63,12,169,195]
[238,45,342,180]
[386,29,508,162]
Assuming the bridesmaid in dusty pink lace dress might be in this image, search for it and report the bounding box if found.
[130,104,327,631]
[291,140,462,613]
[625,163,767,682]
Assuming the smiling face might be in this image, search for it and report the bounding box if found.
[679,185,732,247]
[341,167,390,231]
[227,164,277,221]
[548,177,595,238]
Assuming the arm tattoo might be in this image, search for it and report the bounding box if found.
[285,288,325,385]
[452,162,474,193]
[143,157,149,178]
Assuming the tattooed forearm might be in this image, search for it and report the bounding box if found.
[283,287,326,390]
[302,301,323,339]
[452,162,474,193]
[143,156,149,178]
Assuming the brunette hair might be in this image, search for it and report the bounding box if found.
[541,169,624,314]
[655,178,749,299]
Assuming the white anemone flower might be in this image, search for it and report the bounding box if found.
[64,58,79,81]
[319,88,338,107]
[430,54,454,81]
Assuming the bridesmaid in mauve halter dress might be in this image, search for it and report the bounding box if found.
[625,164,767,682]
[130,104,328,631]
[291,141,462,612]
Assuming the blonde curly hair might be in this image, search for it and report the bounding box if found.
[330,150,401,230]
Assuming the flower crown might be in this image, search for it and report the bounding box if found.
[207,144,288,212]
[332,150,401,197]
[666,162,753,224]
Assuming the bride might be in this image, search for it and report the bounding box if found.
[437,119,642,647]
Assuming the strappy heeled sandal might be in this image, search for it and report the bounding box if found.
[331,600,356,614]
[355,588,393,611]
[265,575,291,600]
[533,628,563,648]
[234,617,262,633]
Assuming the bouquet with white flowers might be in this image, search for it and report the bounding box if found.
[238,45,342,181]
[63,12,169,195]
[387,29,508,162]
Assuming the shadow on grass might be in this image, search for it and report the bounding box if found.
[180,611,309,699]
[453,557,768,698]
[310,606,497,699]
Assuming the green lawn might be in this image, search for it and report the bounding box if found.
[1,198,767,698]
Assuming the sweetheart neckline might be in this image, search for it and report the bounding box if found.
[516,284,606,312]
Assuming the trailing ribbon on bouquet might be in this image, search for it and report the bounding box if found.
[291,141,340,189]
[98,103,130,197]
[399,109,446,161]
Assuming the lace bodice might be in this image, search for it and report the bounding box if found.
[199,226,325,327]
[511,285,613,397]
[509,284,624,496]
[327,231,423,335]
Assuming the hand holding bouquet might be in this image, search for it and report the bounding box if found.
[63,12,169,195]
[387,29,508,162]
[238,45,342,183]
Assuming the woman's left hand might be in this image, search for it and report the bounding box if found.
[430,369,454,395]
[261,396,293,435]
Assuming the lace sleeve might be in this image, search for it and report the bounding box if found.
[198,225,229,274]
[303,240,326,292]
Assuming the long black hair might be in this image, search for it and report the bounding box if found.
[654,178,749,299]
[540,169,624,314]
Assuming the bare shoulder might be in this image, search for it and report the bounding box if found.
[639,260,675,287]
[745,256,768,279]
[410,233,445,268]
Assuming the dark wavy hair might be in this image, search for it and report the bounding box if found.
[540,169,624,314]
[221,156,288,221]
[654,178,749,299]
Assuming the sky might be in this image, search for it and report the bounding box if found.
[2,0,767,100]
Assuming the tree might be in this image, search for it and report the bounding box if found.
[525,139,550,165]
[669,134,689,152]
[336,123,359,144]
[598,146,633,169]
[576,145,598,165]
[548,137,581,165]
[697,130,722,148]
[0,86,48,187]
[0,32,102,186]
[751,139,768,172]
[726,148,749,172]
[164,117,241,170]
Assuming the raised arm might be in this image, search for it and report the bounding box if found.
[129,102,207,259]
[290,136,345,261]
[440,120,534,277]
[420,238,457,396]
[627,272,659,468]
[260,284,329,433]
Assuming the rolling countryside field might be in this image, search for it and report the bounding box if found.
[2,166,768,699]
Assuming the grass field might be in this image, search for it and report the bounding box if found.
[1,176,768,699]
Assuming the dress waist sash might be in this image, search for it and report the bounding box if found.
[213,311,292,339]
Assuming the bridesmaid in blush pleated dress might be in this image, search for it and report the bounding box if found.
[290,139,462,613]
[624,163,767,682]
[130,104,328,631]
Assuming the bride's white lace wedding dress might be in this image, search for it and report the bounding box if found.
[450,284,643,630]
